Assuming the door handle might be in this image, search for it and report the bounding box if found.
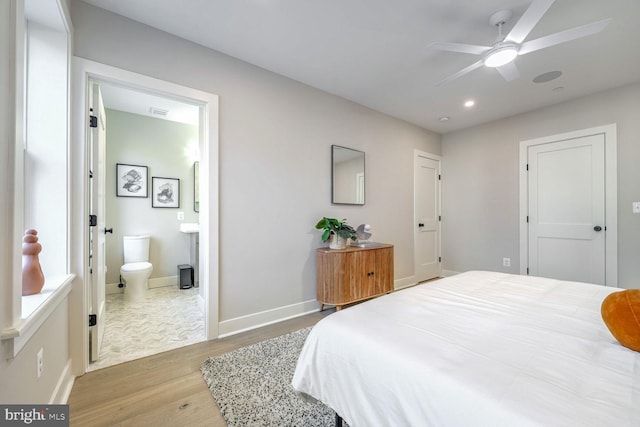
[104,227,113,234]
[418,223,424,228]
[593,225,602,232]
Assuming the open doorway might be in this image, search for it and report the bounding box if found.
[72,58,220,374]
[88,81,205,370]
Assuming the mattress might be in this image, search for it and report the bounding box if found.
[292,271,640,426]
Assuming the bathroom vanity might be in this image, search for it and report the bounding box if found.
[179,223,199,287]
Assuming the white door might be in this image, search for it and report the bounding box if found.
[527,134,605,284]
[414,151,441,281]
[89,82,107,362]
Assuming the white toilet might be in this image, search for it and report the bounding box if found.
[120,235,153,302]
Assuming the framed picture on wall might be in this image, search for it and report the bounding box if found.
[152,177,180,208]
[116,163,148,198]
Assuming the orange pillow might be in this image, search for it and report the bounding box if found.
[601,290,640,352]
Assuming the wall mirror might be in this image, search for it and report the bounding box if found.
[194,161,200,212]
[332,145,365,205]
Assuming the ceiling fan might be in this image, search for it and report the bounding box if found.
[430,0,611,86]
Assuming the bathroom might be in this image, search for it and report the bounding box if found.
[89,83,205,371]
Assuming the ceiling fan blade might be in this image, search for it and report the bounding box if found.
[518,18,611,55]
[429,42,490,55]
[505,0,555,44]
[496,62,520,82]
[435,60,484,86]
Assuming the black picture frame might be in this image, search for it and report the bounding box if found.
[331,145,365,205]
[152,177,180,208]
[116,163,148,198]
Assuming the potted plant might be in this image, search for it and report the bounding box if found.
[315,217,357,249]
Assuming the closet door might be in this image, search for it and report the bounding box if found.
[527,134,605,284]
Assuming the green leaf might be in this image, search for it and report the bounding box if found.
[316,217,356,241]
[315,218,328,229]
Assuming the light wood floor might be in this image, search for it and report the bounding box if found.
[68,310,333,427]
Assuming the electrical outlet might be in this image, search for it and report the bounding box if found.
[633,202,640,214]
[503,258,511,268]
[37,348,43,379]
[177,211,184,220]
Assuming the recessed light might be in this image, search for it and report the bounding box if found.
[464,100,475,108]
[439,116,450,122]
[533,71,562,83]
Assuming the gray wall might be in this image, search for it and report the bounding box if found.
[442,82,640,289]
[70,1,441,321]
[105,109,199,284]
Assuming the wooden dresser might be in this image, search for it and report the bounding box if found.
[316,244,394,310]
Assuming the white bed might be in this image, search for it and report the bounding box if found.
[292,271,640,427]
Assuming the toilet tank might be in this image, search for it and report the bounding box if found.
[123,235,150,263]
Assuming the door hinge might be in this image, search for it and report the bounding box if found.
[526,164,529,171]
[438,256,441,263]
[89,314,97,327]
[439,215,441,221]
[89,214,97,227]
[526,215,529,223]
[89,169,94,179]
[89,115,98,128]
[438,174,441,180]
[526,268,529,275]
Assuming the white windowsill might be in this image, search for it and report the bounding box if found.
[1,274,74,359]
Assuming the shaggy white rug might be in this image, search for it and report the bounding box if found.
[200,327,337,426]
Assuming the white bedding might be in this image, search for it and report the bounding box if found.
[292,271,640,427]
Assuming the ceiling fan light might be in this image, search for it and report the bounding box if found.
[484,46,518,68]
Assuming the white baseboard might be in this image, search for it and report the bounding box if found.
[51,360,74,404]
[106,282,122,295]
[395,271,453,290]
[218,299,320,338]
[106,275,178,294]
[442,269,460,277]
[149,275,177,289]
[394,275,417,290]
[218,271,455,338]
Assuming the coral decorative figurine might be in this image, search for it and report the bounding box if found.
[22,229,45,296]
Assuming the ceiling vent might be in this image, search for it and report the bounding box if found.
[149,107,169,116]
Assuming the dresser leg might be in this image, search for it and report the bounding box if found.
[320,303,325,311]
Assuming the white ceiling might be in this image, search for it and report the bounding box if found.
[99,83,199,126]
[82,0,640,134]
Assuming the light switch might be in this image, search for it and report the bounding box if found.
[177,211,185,220]
[633,202,640,214]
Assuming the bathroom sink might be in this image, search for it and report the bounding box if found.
[350,241,382,248]
[179,223,199,233]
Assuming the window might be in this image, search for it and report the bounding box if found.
[1,0,73,358]
[24,17,69,279]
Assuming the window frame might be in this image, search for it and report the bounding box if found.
[0,0,73,359]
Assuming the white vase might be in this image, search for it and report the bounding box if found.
[329,234,347,250]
